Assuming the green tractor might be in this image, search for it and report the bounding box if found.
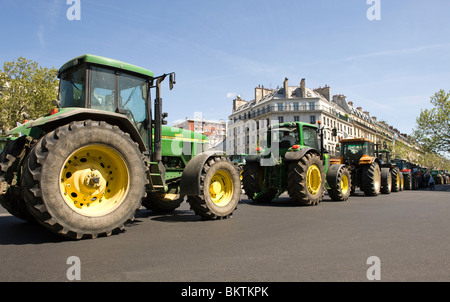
[430,170,442,184]
[376,148,403,192]
[241,121,343,205]
[0,54,241,239]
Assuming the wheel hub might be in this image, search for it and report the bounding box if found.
[209,170,233,207]
[306,164,322,195]
[84,170,102,188]
[60,144,129,217]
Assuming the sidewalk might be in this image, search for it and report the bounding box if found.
[417,184,450,192]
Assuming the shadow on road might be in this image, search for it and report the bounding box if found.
[241,191,381,207]
[135,209,208,223]
[0,215,67,245]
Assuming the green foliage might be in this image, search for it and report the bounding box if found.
[416,151,450,170]
[0,57,58,134]
[412,90,450,155]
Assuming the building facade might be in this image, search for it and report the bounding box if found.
[227,78,353,155]
[227,77,413,156]
[173,117,227,148]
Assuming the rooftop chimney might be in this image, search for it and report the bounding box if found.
[300,78,306,98]
[233,96,248,112]
[284,77,289,99]
[314,85,331,101]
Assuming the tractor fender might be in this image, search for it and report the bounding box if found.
[326,164,347,188]
[179,150,227,196]
[245,155,260,163]
[8,108,147,152]
[284,147,320,162]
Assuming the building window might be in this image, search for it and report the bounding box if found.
[310,115,316,124]
[309,102,315,110]
[278,116,284,123]
[277,103,283,111]
[294,116,300,122]
[293,102,299,111]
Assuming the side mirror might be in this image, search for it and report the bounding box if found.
[52,99,61,108]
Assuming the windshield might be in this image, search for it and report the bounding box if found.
[394,160,408,170]
[118,73,147,123]
[271,126,299,148]
[59,65,149,145]
[341,141,373,159]
[378,151,389,163]
[302,126,319,149]
[90,66,116,112]
[59,65,86,107]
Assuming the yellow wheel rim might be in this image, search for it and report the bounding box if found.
[306,164,322,195]
[341,174,349,194]
[209,170,234,207]
[60,144,129,217]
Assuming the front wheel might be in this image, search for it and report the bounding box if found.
[21,120,147,239]
[327,166,351,202]
[188,157,240,219]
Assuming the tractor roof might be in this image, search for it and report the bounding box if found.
[271,122,318,130]
[340,138,374,144]
[59,54,155,78]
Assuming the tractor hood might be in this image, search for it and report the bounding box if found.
[7,107,147,151]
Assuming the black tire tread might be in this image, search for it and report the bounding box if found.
[21,120,146,240]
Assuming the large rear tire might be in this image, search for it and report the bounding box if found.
[361,161,381,196]
[21,120,147,239]
[391,167,400,192]
[380,167,392,194]
[287,153,325,206]
[187,157,240,219]
[403,172,412,190]
[0,136,35,222]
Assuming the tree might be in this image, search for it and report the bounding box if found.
[0,57,58,135]
[412,90,450,156]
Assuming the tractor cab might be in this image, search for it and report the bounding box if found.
[268,122,319,154]
[57,55,175,159]
[339,138,375,166]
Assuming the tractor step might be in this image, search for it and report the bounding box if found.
[148,161,167,192]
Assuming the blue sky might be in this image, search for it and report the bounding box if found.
[1,0,449,135]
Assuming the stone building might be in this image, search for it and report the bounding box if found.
[227,77,414,156]
[173,116,227,148]
[227,78,352,155]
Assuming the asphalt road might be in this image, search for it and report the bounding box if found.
[0,185,449,283]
